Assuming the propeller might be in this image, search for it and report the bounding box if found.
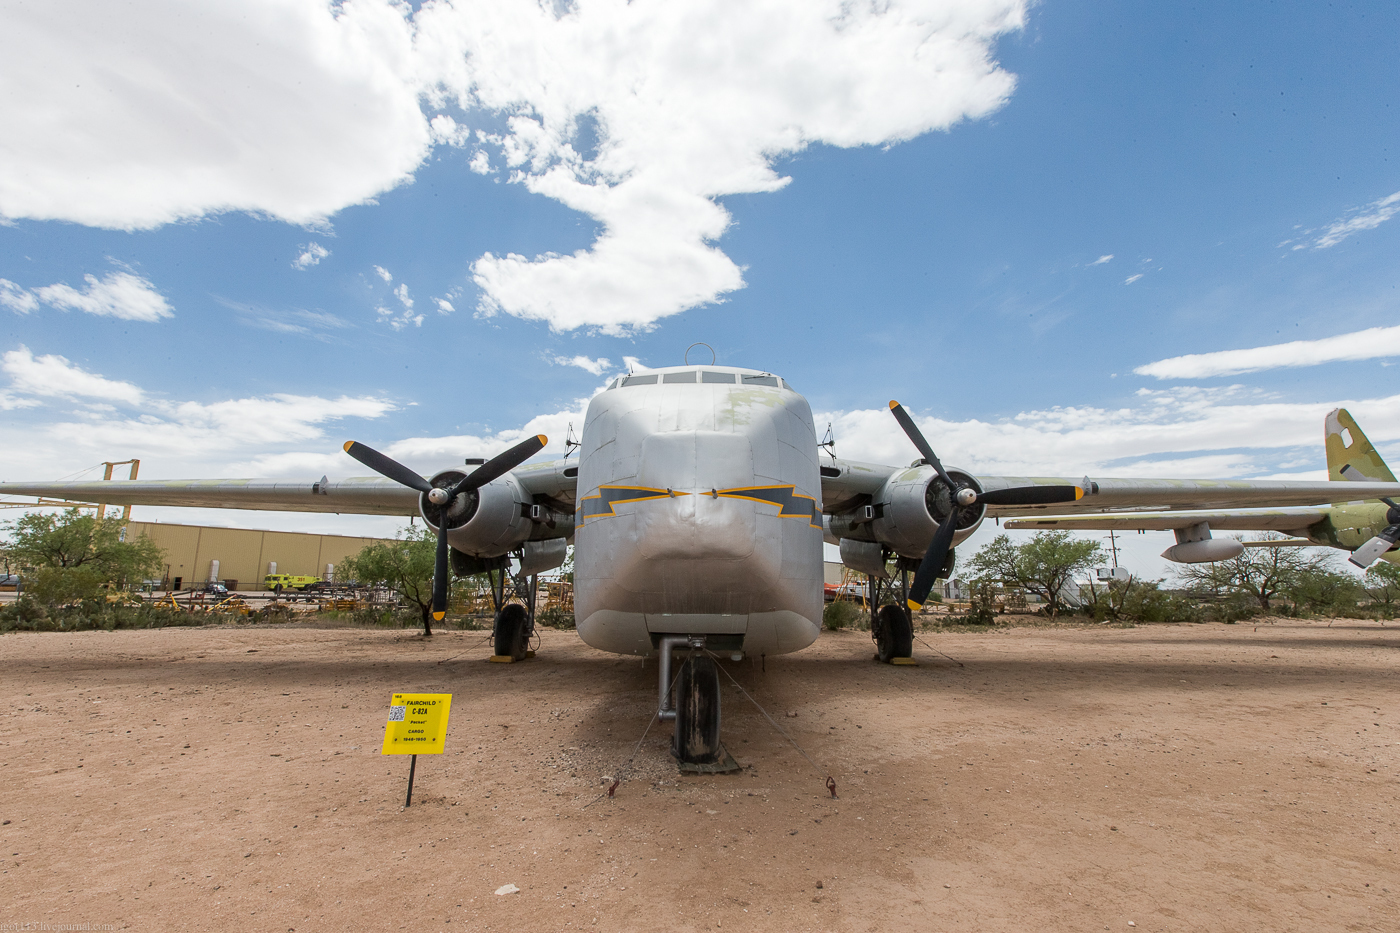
[343,434,548,621]
[888,400,1084,611]
[1348,497,1400,570]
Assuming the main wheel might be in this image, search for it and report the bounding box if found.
[672,655,721,764]
[493,603,530,660]
[875,604,913,663]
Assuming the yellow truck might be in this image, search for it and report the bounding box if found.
[263,573,325,594]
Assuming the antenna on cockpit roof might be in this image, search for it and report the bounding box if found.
[684,342,716,366]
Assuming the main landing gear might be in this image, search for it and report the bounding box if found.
[471,555,537,663]
[868,553,945,664]
[657,636,726,766]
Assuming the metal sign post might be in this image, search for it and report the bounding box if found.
[381,693,452,807]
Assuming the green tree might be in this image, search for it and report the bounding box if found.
[966,531,1102,618]
[1363,561,1400,612]
[339,527,438,635]
[1174,534,1330,612]
[2,509,164,606]
[1287,566,1364,616]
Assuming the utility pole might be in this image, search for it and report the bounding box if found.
[1104,530,1122,570]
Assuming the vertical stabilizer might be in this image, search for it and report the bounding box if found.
[1325,408,1396,483]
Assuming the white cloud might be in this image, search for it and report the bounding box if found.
[0,278,39,314]
[819,386,1400,479]
[374,280,422,330]
[292,241,330,269]
[552,355,611,376]
[0,351,397,482]
[32,271,173,321]
[468,150,494,175]
[1,0,1028,335]
[1124,273,1143,285]
[373,265,394,283]
[1311,190,1400,249]
[0,0,428,231]
[435,298,455,314]
[3,346,145,405]
[1136,323,1400,380]
[1089,254,1113,266]
[433,0,1027,333]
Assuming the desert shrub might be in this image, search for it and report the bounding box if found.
[823,600,863,630]
[1287,568,1365,617]
[0,596,212,633]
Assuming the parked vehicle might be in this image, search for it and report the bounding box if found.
[263,573,323,594]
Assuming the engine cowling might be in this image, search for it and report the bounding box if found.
[828,464,986,558]
[420,469,534,557]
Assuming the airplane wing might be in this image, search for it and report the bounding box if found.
[0,459,579,517]
[0,476,418,515]
[1004,507,1326,535]
[820,458,1400,515]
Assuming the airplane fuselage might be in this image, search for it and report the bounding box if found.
[572,366,825,657]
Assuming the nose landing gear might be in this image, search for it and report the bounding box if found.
[673,655,721,763]
[657,635,738,771]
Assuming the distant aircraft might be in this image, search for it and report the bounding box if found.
[6,367,1400,764]
[1006,409,1400,570]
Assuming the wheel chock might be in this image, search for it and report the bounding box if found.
[891,657,919,666]
[488,650,537,663]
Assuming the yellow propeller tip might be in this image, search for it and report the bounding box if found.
[536,434,548,445]
[1074,487,1085,500]
[342,441,354,452]
[432,611,445,621]
[906,599,922,612]
[888,400,900,410]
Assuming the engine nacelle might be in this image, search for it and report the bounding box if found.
[420,469,534,558]
[828,464,986,558]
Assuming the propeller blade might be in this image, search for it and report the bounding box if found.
[449,434,548,497]
[888,401,957,489]
[431,521,450,622]
[906,510,960,612]
[977,484,1084,507]
[342,441,433,493]
[1349,525,1400,570]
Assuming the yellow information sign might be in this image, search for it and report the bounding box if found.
[381,693,452,755]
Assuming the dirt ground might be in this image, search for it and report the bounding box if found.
[2,619,1397,933]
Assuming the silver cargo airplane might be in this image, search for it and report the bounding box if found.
[6,364,1400,763]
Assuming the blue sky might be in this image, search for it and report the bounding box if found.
[2,0,1398,578]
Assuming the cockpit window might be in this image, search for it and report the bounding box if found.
[741,374,779,387]
[662,371,697,384]
[701,371,735,384]
[621,374,658,387]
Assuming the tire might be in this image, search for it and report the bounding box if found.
[875,604,913,663]
[672,655,721,764]
[493,603,530,661]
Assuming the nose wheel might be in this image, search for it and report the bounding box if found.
[672,655,722,764]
